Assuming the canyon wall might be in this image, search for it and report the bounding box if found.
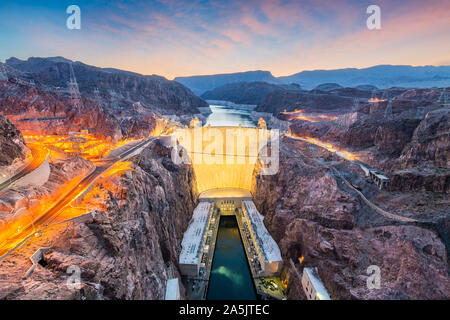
[288,88,449,193]
[5,58,208,115]
[0,140,198,299]
[251,138,449,300]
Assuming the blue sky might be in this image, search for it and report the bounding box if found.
[0,0,449,79]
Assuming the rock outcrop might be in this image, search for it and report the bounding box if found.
[0,81,123,141]
[201,81,301,105]
[5,57,208,115]
[251,137,450,299]
[0,114,29,166]
[175,71,279,95]
[0,140,198,300]
[288,88,449,193]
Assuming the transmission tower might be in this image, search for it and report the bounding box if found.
[415,106,426,119]
[68,62,82,111]
[352,98,360,112]
[68,131,87,156]
[384,99,393,120]
[438,88,449,107]
[0,64,7,81]
[94,87,102,101]
[368,90,380,103]
[381,89,389,101]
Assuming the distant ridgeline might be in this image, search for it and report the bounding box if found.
[175,65,450,95]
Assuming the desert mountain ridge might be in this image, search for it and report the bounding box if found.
[175,64,450,94]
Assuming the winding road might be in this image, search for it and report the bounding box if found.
[0,137,156,259]
[284,134,418,223]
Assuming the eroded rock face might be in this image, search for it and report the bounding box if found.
[399,108,449,169]
[280,220,449,300]
[0,81,123,141]
[5,57,208,115]
[252,143,358,236]
[1,57,209,141]
[0,114,29,166]
[251,139,450,299]
[0,140,198,300]
[288,88,450,193]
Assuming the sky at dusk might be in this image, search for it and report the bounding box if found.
[0,0,449,79]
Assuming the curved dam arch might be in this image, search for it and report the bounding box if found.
[171,126,279,193]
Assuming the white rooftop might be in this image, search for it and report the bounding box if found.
[304,267,331,300]
[179,202,212,265]
[165,278,179,300]
[243,200,282,263]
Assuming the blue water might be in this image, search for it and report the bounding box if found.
[205,105,256,127]
[207,216,256,300]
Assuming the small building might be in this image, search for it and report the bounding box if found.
[165,278,180,300]
[241,200,283,276]
[359,164,390,190]
[179,202,212,277]
[301,267,331,300]
[369,170,389,190]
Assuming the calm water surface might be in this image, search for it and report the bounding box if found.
[207,216,256,300]
[204,105,256,127]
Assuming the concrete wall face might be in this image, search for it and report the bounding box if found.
[301,272,318,300]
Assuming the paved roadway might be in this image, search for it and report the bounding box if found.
[283,134,417,223]
[0,137,156,259]
[0,145,49,192]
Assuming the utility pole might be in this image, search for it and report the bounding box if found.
[68,62,83,111]
[352,98,360,112]
[0,64,8,81]
[438,88,449,107]
[384,99,393,120]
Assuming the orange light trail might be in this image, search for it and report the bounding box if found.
[280,109,338,122]
[368,98,387,103]
[287,134,359,161]
[1,119,173,258]
[0,170,86,254]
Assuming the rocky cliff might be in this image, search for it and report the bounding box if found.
[288,88,449,193]
[251,137,449,299]
[0,114,29,166]
[0,80,123,141]
[0,139,198,299]
[5,57,208,115]
[201,81,301,105]
[256,88,366,116]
